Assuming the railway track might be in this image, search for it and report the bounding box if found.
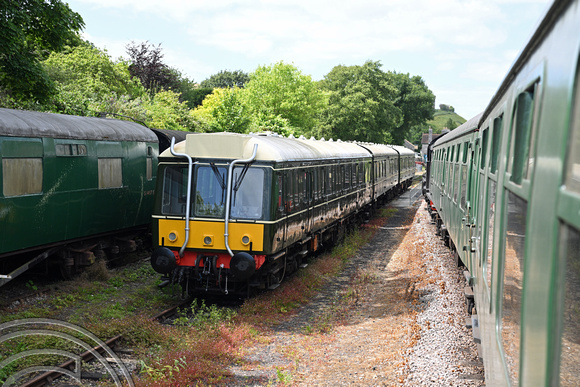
[17,299,193,387]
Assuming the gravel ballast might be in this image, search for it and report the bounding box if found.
[228,196,485,386]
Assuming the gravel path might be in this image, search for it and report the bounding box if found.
[228,193,485,386]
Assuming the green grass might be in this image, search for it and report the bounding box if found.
[427,109,466,132]
[1,207,398,386]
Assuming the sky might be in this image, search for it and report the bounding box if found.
[66,0,553,120]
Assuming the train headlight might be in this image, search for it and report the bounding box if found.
[168,232,178,242]
[203,235,213,246]
[241,235,251,245]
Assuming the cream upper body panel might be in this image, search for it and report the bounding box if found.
[160,132,372,162]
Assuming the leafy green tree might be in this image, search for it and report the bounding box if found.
[192,87,250,133]
[200,70,250,89]
[388,72,435,144]
[43,44,145,115]
[242,61,328,136]
[0,0,84,103]
[144,90,195,131]
[182,87,213,109]
[319,61,400,144]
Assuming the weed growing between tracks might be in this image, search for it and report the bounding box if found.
[0,209,394,386]
[131,211,392,386]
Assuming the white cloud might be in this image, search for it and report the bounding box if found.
[82,33,127,60]
[70,0,552,117]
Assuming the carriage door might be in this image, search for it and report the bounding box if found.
[462,142,476,261]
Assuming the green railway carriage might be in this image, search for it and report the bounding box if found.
[425,0,580,385]
[150,132,407,296]
[0,108,159,283]
[390,145,416,192]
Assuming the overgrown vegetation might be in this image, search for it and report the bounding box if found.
[0,208,397,385]
[0,2,439,145]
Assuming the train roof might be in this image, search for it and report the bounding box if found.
[357,143,399,158]
[164,132,373,162]
[389,145,415,156]
[0,108,158,142]
[432,112,483,147]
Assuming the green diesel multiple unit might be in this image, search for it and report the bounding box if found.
[0,108,159,283]
[150,132,415,296]
[424,0,580,385]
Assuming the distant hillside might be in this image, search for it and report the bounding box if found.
[427,109,466,133]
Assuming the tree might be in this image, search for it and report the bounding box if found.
[125,41,180,94]
[439,104,454,112]
[243,61,327,136]
[144,90,195,131]
[388,72,435,144]
[0,0,84,103]
[181,87,213,109]
[319,61,400,144]
[445,117,458,130]
[43,44,145,116]
[192,87,250,133]
[200,70,250,89]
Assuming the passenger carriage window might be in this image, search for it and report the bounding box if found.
[2,158,43,197]
[2,140,44,197]
[345,164,351,188]
[276,174,284,212]
[481,128,489,172]
[146,146,154,181]
[558,225,580,386]
[293,170,298,209]
[297,171,304,208]
[285,171,293,211]
[485,180,497,291]
[56,143,88,156]
[98,158,123,189]
[501,190,527,387]
[491,115,504,174]
[319,167,325,198]
[446,147,453,195]
[442,149,448,193]
[454,145,461,202]
[508,82,539,184]
[460,143,469,209]
[313,168,318,201]
[277,174,284,214]
[147,159,153,181]
[325,166,333,195]
[460,164,468,209]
